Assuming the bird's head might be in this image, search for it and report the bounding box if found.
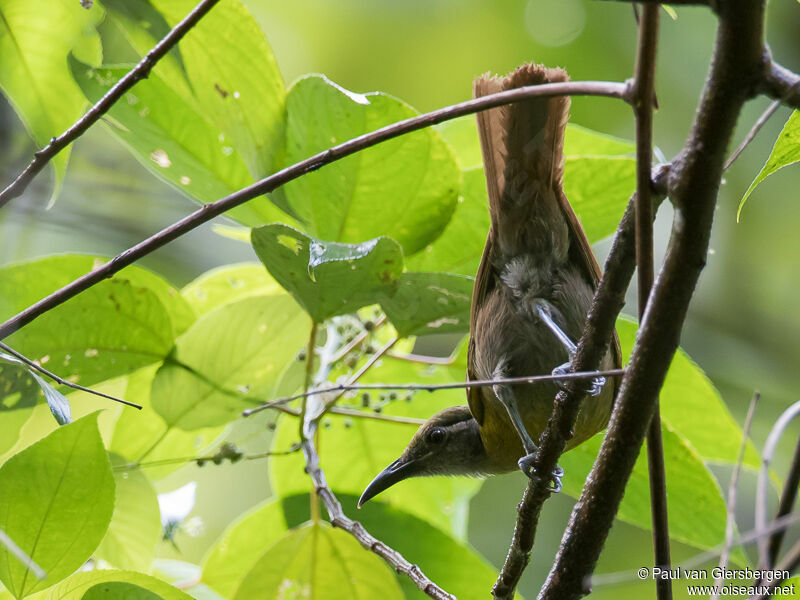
[358,405,491,507]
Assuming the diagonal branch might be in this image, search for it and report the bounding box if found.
[0,0,222,209]
[0,79,631,343]
[538,1,768,598]
[761,60,800,111]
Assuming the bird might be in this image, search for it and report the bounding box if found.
[358,63,621,508]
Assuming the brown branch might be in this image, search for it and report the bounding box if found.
[0,0,222,209]
[538,1,767,598]
[767,431,800,567]
[242,368,627,417]
[301,434,455,600]
[0,340,141,409]
[594,0,710,5]
[761,60,800,110]
[0,79,630,343]
[631,7,672,600]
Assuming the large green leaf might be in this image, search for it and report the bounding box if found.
[251,224,403,323]
[0,414,114,598]
[271,343,481,538]
[739,110,800,219]
[69,60,279,227]
[180,264,283,317]
[379,272,473,337]
[95,455,160,571]
[152,294,311,430]
[616,318,759,468]
[232,522,403,600]
[81,582,161,600]
[149,0,285,181]
[279,75,460,255]
[405,167,490,276]
[26,571,191,600]
[561,426,740,560]
[0,255,192,396]
[201,499,289,598]
[109,365,224,476]
[0,0,102,203]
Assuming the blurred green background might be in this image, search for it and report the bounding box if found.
[1,1,799,598]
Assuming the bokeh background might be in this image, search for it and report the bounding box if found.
[1,1,799,598]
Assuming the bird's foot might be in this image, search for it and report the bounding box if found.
[552,361,606,397]
[517,454,564,493]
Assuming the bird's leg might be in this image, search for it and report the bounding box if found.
[493,362,563,492]
[533,300,606,396]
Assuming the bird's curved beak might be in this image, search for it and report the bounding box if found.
[358,456,420,508]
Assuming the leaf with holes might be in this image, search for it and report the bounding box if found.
[251,224,403,323]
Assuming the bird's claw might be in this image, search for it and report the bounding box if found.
[517,455,564,493]
[552,362,606,397]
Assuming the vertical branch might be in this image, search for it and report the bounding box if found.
[767,433,800,567]
[631,6,672,600]
[300,322,320,523]
[538,1,767,598]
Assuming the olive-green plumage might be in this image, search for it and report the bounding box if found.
[359,63,621,508]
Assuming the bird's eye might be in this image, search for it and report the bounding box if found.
[427,428,446,445]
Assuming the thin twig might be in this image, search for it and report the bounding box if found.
[0,79,631,343]
[589,510,800,589]
[0,528,46,580]
[323,337,400,411]
[713,391,760,598]
[0,0,222,209]
[113,443,302,471]
[328,315,387,365]
[0,341,141,409]
[756,400,800,569]
[749,536,800,600]
[723,100,781,171]
[242,368,627,417]
[768,428,800,567]
[272,401,424,426]
[631,7,672,599]
[761,61,800,111]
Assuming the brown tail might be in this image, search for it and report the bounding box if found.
[473,64,571,262]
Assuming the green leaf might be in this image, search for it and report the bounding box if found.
[0,255,192,394]
[616,318,759,468]
[81,582,161,600]
[109,365,224,477]
[26,571,192,600]
[149,0,285,182]
[181,264,283,317]
[271,342,481,537]
[739,111,800,220]
[0,414,114,598]
[280,75,460,255]
[95,455,160,572]
[251,224,403,323]
[152,294,311,430]
[68,59,283,227]
[0,408,34,457]
[405,167,490,276]
[563,156,636,243]
[201,499,288,598]
[561,425,738,559]
[0,0,102,204]
[380,272,473,337]
[433,116,484,169]
[232,522,403,600]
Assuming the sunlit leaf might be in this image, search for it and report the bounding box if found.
[0,414,114,597]
[739,111,800,220]
[251,224,403,323]
[232,522,403,600]
[181,264,283,317]
[152,294,311,430]
[279,75,460,255]
[25,570,192,600]
[81,582,161,600]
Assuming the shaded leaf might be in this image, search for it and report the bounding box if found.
[739,110,800,219]
[26,570,191,600]
[280,75,460,255]
[81,582,161,600]
[232,522,403,600]
[0,353,70,426]
[251,224,403,323]
[380,272,473,337]
[0,414,114,597]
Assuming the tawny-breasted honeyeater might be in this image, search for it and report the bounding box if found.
[359,63,621,507]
